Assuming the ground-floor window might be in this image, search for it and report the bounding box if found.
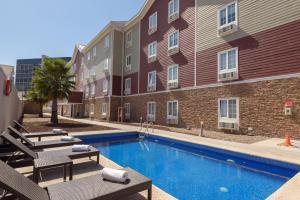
[147,102,156,122]
[167,100,178,124]
[218,98,239,129]
[101,103,108,116]
[90,104,94,116]
[124,103,130,119]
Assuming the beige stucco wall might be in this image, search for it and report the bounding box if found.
[0,67,23,134]
[196,0,300,52]
[124,22,140,76]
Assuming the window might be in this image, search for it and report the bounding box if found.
[167,100,178,119]
[148,42,157,58]
[85,85,89,98]
[168,65,178,83]
[102,79,108,93]
[91,83,95,96]
[168,0,179,17]
[93,46,97,57]
[125,54,132,71]
[149,12,157,32]
[101,103,108,115]
[218,48,238,74]
[218,2,237,28]
[87,52,91,61]
[148,71,156,87]
[104,35,110,48]
[90,104,94,115]
[168,31,179,50]
[124,78,131,95]
[147,102,156,121]
[218,98,239,123]
[102,58,110,71]
[126,31,132,47]
[124,103,130,118]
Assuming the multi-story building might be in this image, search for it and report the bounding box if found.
[69,0,300,138]
[15,56,71,97]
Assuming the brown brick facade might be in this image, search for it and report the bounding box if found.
[123,77,300,138]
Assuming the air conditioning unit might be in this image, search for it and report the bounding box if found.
[124,89,131,96]
[219,71,238,82]
[168,13,179,23]
[147,85,156,92]
[103,66,109,73]
[218,24,238,37]
[219,122,238,130]
[168,46,179,56]
[148,56,157,63]
[168,81,178,89]
[101,113,107,119]
[167,118,178,125]
[102,90,108,95]
[148,26,157,35]
[125,113,130,120]
[147,115,155,122]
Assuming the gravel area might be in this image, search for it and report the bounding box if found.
[23,114,116,133]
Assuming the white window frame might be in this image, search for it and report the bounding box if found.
[168,64,179,83]
[149,12,157,31]
[148,71,156,87]
[104,35,110,48]
[148,41,157,58]
[168,30,179,50]
[124,103,130,116]
[167,100,178,119]
[102,79,108,93]
[126,30,132,47]
[218,97,239,124]
[168,0,179,17]
[90,104,94,115]
[147,102,156,120]
[218,47,238,74]
[101,103,108,116]
[93,46,97,57]
[125,54,132,72]
[91,83,95,96]
[124,78,131,95]
[85,85,89,98]
[217,1,238,29]
[87,52,91,61]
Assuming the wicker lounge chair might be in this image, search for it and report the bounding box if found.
[7,126,82,150]
[0,160,152,200]
[1,131,100,164]
[13,120,68,141]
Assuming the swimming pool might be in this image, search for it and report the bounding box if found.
[80,133,300,200]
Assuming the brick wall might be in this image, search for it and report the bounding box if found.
[123,77,300,138]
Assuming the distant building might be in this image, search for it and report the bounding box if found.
[15,56,71,96]
[0,64,14,82]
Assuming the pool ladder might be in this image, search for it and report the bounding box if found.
[139,122,154,139]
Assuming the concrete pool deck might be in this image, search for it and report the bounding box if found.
[23,114,300,199]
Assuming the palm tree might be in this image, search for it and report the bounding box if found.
[26,86,48,118]
[34,58,75,124]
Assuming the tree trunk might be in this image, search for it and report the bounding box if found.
[51,98,58,124]
[38,102,43,118]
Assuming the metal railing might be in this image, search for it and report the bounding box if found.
[138,118,154,139]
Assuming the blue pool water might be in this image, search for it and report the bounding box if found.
[81,133,298,200]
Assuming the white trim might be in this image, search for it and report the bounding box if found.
[109,32,113,96]
[147,101,156,121]
[217,1,238,29]
[168,0,179,18]
[122,73,300,97]
[101,103,108,116]
[194,0,197,87]
[126,30,133,48]
[217,47,239,79]
[138,21,141,94]
[147,70,156,87]
[148,41,157,58]
[125,54,132,72]
[167,100,179,119]
[218,97,239,124]
[149,12,157,32]
[124,78,131,95]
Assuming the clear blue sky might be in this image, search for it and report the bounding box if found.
[0,0,145,66]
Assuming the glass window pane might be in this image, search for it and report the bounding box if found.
[220,53,227,70]
[220,9,226,26]
[220,100,228,118]
[228,49,236,69]
[228,3,236,23]
[228,99,237,118]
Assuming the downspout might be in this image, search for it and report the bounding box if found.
[194,0,197,87]
[109,31,114,121]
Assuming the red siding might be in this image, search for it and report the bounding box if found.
[139,0,195,94]
[112,75,122,96]
[196,19,300,86]
[124,72,138,95]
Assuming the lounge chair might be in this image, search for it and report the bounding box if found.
[0,160,152,200]
[1,131,100,164]
[7,126,82,150]
[13,120,68,141]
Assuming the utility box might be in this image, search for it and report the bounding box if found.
[284,101,293,116]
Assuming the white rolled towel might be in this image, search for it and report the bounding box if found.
[61,136,74,141]
[72,144,91,152]
[53,129,63,134]
[101,168,129,183]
